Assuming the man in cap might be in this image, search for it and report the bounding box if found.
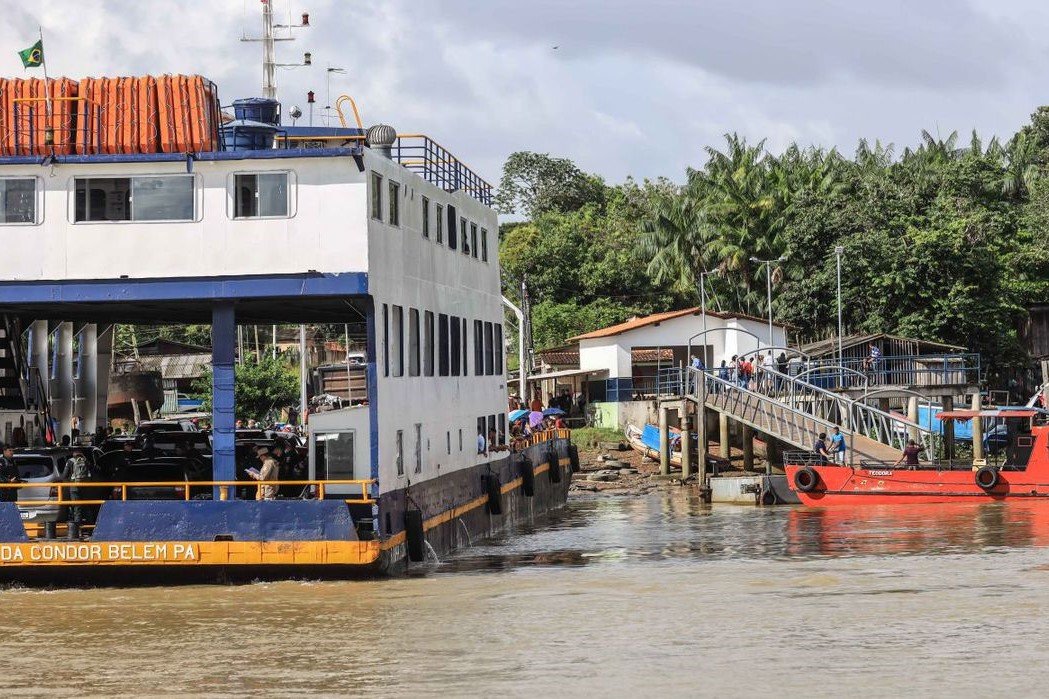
[249,445,280,501]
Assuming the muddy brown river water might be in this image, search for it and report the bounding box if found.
[3,493,1049,697]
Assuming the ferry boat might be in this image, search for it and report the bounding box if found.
[0,9,573,583]
[784,408,1049,505]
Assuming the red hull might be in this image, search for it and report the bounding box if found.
[786,422,1049,505]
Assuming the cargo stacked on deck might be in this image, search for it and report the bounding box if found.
[0,75,221,155]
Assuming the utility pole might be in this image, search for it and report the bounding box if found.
[835,245,844,381]
[521,275,534,374]
[750,256,786,348]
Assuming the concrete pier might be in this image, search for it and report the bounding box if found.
[742,424,755,472]
[680,408,692,479]
[972,392,984,463]
[942,394,955,460]
[658,405,670,476]
[719,413,730,459]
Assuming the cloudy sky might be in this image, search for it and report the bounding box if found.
[1,0,1047,185]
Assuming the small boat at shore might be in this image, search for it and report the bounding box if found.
[626,424,683,466]
[785,408,1049,505]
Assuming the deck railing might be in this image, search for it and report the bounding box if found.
[0,479,376,506]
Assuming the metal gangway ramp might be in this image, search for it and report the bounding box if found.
[688,366,937,465]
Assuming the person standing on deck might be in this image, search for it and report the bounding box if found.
[893,439,924,469]
[0,445,18,503]
[829,426,847,464]
[812,433,831,464]
[250,446,279,501]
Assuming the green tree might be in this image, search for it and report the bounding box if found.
[495,151,607,219]
[191,356,298,422]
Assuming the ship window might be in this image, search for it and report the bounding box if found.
[462,318,469,376]
[470,223,478,259]
[408,308,420,377]
[436,204,444,244]
[484,321,494,375]
[314,431,355,480]
[371,172,383,220]
[477,417,487,453]
[460,218,469,255]
[498,413,506,445]
[414,423,422,474]
[392,305,404,377]
[458,429,463,452]
[388,180,400,226]
[474,320,484,376]
[232,173,287,219]
[0,178,36,224]
[446,431,451,455]
[450,316,461,376]
[438,313,449,376]
[382,304,389,378]
[487,415,496,447]
[396,429,404,476]
[75,175,195,222]
[495,324,503,375]
[447,205,457,250]
[422,196,430,238]
[481,228,489,262]
[423,311,434,377]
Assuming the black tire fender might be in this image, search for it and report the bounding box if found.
[975,465,999,490]
[794,466,820,493]
[546,450,562,484]
[519,457,535,497]
[405,510,425,563]
[485,472,504,515]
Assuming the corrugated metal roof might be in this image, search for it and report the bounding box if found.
[568,307,789,342]
[800,333,965,357]
[136,353,212,380]
[536,347,674,367]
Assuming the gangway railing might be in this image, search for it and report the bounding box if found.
[730,365,936,455]
[692,368,849,453]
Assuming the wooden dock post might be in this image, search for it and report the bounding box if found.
[680,406,692,479]
[907,396,920,442]
[658,405,670,476]
[718,413,730,459]
[742,424,755,472]
[971,392,984,463]
[941,394,955,461]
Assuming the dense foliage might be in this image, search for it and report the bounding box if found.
[190,356,299,422]
[499,114,1049,377]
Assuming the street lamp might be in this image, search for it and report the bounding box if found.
[834,245,844,372]
[698,269,720,363]
[750,256,787,349]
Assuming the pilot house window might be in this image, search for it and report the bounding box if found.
[76,175,194,222]
[0,178,36,224]
[233,173,288,219]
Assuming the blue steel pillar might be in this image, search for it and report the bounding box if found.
[212,303,237,499]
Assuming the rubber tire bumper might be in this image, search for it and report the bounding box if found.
[547,450,561,483]
[519,457,535,497]
[975,465,999,490]
[793,466,820,493]
[405,510,425,563]
[485,472,504,515]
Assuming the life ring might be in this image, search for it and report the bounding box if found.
[547,450,561,484]
[485,473,504,515]
[519,457,535,497]
[405,510,425,563]
[975,466,999,490]
[793,466,820,493]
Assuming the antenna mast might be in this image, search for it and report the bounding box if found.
[241,0,311,100]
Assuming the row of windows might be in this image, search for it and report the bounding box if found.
[393,415,507,477]
[370,171,490,263]
[381,304,503,379]
[0,173,292,225]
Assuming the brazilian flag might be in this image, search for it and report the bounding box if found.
[18,40,43,68]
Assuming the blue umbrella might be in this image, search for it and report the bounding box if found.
[543,408,566,417]
[509,409,529,422]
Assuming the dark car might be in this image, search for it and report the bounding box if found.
[109,457,212,500]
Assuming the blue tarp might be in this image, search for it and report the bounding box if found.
[917,405,974,440]
[641,424,661,451]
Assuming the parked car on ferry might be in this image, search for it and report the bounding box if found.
[11,448,71,524]
[134,419,200,435]
[109,457,212,500]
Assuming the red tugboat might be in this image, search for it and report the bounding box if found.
[784,408,1049,505]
